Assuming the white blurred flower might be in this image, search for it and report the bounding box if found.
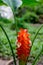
[0,6,13,19]
[0,0,22,19]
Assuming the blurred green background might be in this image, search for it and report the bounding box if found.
[0,0,43,60]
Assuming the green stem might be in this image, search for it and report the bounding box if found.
[31,24,43,51]
[32,47,43,65]
[9,0,18,34]
[31,24,43,65]
[19,60,26,65]
[26,24,43,65]
[0,25,16,65]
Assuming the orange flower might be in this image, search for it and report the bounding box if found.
[16,28,31,61]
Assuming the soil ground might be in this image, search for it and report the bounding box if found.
[0,56,43,65]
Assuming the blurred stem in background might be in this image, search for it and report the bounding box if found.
[32,47,43,65]
[26,24,43,65]
[31,24,43,65]
[31,24,43,49]
[0,25,16,65]
[8,0,18,34]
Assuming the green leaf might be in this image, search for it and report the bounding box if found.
[2,0,12,7]
[0,15,12,23]
[39,0,43,3]
[2,0,22,8]
[22,0,43,6]
[0,0,5,5]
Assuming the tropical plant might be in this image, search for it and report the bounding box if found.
[0,0,43,65]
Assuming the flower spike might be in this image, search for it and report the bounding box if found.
[17,28,31,61]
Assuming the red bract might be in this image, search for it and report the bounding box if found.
[16,28,31,61]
